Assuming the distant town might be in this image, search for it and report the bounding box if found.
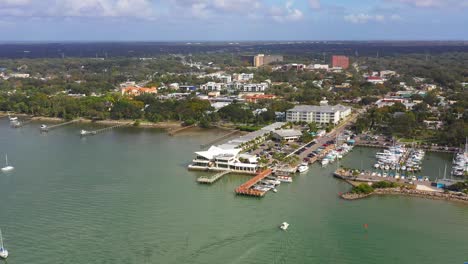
[1,42,467,198]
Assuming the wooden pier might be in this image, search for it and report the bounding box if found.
[235,169,272,197]
[197,171,230,184]
[80,123,131,137]
[200,130,239,149]
[168,124,196,136]
[40,119,79,132]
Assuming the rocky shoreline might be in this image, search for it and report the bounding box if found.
[341,188,468,204]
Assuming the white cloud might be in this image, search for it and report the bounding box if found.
[167,0,263,19]
[386,0,468,8]
[344,13,400,24]
[0,0,30,6]
[308,0,320,9]
[270,0,304,22]
[0,0,156,18]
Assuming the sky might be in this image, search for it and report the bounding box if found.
[0,0,467,41]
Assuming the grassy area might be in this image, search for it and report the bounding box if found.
[397,138,426,144]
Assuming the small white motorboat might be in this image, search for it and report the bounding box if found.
[1,155,14,172]
[0,229,8,259]
[280,222,289,231]
[273,188,278,193]
[40,124,48,131]
[297,163,309,173]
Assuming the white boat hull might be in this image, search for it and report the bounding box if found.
[0,250,8,259]
[1,166,14,172]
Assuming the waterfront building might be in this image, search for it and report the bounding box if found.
[331,55,349,69]
[188,122,285,174]
[272,129,302,142]
[286,104,351,124]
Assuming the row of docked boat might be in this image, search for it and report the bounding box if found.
[320,143,353,166]
[374,145,407,170]
[369,171,429,182]
[451,151,467,177]
[402,148,425,172]
[251,175,292,193]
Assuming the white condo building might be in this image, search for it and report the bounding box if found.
[286,105,351,124]
[200,82,225,91]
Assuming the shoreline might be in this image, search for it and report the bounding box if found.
[13,115,184,130]
[341,188,468,204]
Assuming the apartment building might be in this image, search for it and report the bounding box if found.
[286,105,351,125]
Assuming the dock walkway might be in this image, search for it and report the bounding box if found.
[235,169,272,197]
[81,123,131,137]
[41,119,79,131]
[197,171,230,184]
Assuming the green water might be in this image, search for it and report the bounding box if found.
[0,120,467,264]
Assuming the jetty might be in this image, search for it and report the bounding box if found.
[80,123,131,137]
[197,171,230,184]
[235,169,272,197]
[40,119,79,132]
[200,130,239,149]
[168,124,196,136]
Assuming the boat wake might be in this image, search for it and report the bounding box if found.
[170,228,273,263]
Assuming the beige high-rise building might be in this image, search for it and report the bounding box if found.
[253,54,283,67]
[254,54,265,67]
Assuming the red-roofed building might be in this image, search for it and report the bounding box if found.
[332,55,350,69]
[244,94,277,103]
[121,86,157,96]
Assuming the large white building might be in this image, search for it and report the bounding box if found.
[234,73,254,81]
[286,105,351,124]
[241,82,269,92]
[200,82,225,91]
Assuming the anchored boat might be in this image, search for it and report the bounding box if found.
[0,229,8,259]
[1,155,14,172]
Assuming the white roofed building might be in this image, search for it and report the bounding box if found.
[188,122,285,174]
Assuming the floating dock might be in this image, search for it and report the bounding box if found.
[235,169,273,197]
[197,171,230,184]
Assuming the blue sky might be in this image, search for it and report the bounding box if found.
[0,0,467,41]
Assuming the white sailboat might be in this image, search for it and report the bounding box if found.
[0,229,8,259]
[1,155,14,172]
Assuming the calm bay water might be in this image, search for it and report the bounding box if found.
[0,120,467,264]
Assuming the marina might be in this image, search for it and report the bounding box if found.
[235,169,273,197]
[0,122,467,263]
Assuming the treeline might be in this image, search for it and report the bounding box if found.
[353,98,468,146]
[0,92,290,127]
